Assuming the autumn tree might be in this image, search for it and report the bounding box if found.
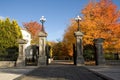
[51,41,70,60]
[81,0,120,52]
[63,21,77,56]
[63,0,120,56]
[46,41,54,58]
[23,21,42,44]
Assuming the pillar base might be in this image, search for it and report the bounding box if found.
[16,57,25,67]
[97,56,106,65]
[38,56,47,66]
[76,56,84,66]
[94,38,105,66]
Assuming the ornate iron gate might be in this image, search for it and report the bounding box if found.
[25,45,39,66]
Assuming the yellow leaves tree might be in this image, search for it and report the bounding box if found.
[81,0,120,52]
[63,0,120,56]
[63,20,77,56]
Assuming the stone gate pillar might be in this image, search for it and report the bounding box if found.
[74,31,84,66]
[94,38,105,65]
[16,39,27,67]
[38,31,47,66]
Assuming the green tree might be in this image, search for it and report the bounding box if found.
[83,44,95,61]
[0,18,22,51]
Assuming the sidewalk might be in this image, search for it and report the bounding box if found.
[0,67,37,80]
[85,65,120,80]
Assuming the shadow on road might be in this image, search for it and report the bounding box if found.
[14,65,110,80]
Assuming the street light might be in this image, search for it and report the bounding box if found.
[75,15,82,31]
[40,16,46,32]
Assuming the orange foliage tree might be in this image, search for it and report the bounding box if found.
[23,21,42,44]
[63,0,120,56]
[81,0,120,52]
[63,20,77,56]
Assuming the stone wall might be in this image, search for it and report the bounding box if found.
[106,60,120,65]
[0,61,15,68]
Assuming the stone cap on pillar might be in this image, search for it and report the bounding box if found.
[39,31,48,37]
[18,39,28,44]
[74,31,83,37]
[93,38,105,43]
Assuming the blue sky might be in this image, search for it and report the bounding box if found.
[0,0,120,41]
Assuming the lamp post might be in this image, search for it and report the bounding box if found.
[75,15,82,31]
[38,16,47,66]
[40,16,46,32]
[74,15,84,66]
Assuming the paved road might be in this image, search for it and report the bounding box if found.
[14,65,110,80]
[0,60,118,80]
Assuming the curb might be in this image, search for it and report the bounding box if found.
[84,67,114,80]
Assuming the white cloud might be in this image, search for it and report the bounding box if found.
[0,16,5,20]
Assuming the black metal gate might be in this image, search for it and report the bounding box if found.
[73,44,77,65]
[25,45,39,66]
